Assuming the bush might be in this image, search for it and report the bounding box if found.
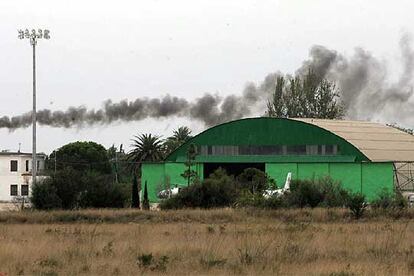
[77,172,126,208]
[160,168,238,209]
[346,192,366,219]
[31,169,128,210]
[317,177,349,207]
[283,177,349,208]
[236,168,272,194]
[31,180,62,210]
[371,188,407,210]
[285,179,323,208]
[235,192,284,209]
[161,172,350,211]
[41,168,82,209]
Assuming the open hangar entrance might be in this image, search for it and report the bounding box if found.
[203,162,265,178]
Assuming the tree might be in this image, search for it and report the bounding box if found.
[127,134,164,173]
[172,126,192,142]
[52,141,111,174]
[143,181,150,210]
[77,171,125,208]
[31,180,62,210]
[131,173,140,208]
[267,70,344,119]
[181,143,198,186]
[346,192,366,219]
[236,168,271,194]
[164,126,192,156]
[31,167,128,209]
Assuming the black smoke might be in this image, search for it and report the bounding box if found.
[1,34,413,129]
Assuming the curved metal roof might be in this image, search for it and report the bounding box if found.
[294,118,414,162]
[165,117,369,162]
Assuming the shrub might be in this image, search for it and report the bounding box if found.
[77,172,126,208]
[50,168,83,209]
[137,253,169,271]
[285,179,323,208]
[131,174,140,208]
[371,188,407,210]
[317,177,349,207]
[346,192,366,219]
[283,177,349,208]
[162,173,349,210]
[160,168,238,209]
[236,168,271,194]
[31,180,62,210]
[371,188,393,209]
[32,169,128,210]
[235,192,284,209]
[143,181,150,210]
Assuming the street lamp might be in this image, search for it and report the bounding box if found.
[18,28,50,187]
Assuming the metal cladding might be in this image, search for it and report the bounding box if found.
[295,118,414,162]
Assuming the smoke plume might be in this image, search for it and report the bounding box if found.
[1,34,413,129]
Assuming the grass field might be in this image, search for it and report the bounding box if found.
[1,208,414,275]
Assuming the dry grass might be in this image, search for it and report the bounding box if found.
[1,208,414,275]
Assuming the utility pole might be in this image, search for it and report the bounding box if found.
[18,29,50,187]
[115,150,119,183]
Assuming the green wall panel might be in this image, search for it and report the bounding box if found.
[141,163,165,203]
[142,161,394,203]
[197,163,204,180]
[297,163,329,180]
[265,163,298,189]
[361,163,394,201]
[329,163,362,193]
[165,163,187,186]
[164,162,204,186]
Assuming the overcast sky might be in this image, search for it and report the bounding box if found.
[0,0,413,154]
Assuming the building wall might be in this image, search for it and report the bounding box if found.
[0,154,46,202]
[265,162,394,201]
[142,162,203,202]
[143,161,394,202]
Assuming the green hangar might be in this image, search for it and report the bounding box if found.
[142,117,414,202]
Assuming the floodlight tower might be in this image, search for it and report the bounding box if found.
[18,29,50,187]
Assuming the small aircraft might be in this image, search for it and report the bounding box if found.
[263,172,292,198]
[157,185,182,199]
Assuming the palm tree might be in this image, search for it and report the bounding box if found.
[164,126,192,156]
[172,126,192,142]
[128,133,164,173]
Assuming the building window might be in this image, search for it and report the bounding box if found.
[10,160,18,172]
[10,185,18,196]
[26,160,30,172]
[21,185,29,196]
[198,144,339,156]
[325,145,334,155]
[286,145,307,155]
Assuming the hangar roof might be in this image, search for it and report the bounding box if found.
[294,118,414,162]
[166,117,369,163]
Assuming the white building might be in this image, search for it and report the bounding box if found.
[0,152,46,202]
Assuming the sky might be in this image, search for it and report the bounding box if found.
[0,0,413,154]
